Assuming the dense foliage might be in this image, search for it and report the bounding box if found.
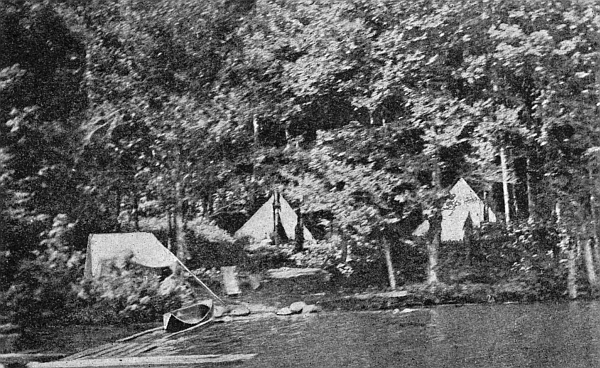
[3,0,600,325]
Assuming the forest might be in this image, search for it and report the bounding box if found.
[2,0,600,327]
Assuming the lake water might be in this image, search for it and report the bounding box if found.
[173,302,600,368]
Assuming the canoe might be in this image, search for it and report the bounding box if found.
[163,299,214,332]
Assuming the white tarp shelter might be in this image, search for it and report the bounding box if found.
[235,194,314,243]
[413,178,497,242]
[84,232,178,278]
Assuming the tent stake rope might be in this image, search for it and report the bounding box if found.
[174,257,226,305]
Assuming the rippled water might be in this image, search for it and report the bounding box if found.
[172,302,600,368]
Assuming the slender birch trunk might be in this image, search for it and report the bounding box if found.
[115,188,122,231]
[173,146,187,261]
[557,201,577,299]
[582,234,598,290]
[251,115,259,183]
[167,210,173,251]
[427,226,440,284]
[511,182,519,220]
[500,146,511,225]
[427,158,442,285]
[131,193,139,231]
[588,169,600,268]
[526,155,536,223]
[173,182,183,259]
[383,239,397,290]
[567,241,578,299]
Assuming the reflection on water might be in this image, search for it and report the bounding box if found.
[171,302,600,367]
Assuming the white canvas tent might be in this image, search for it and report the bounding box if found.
[235,194,314,243]
[84,232,178,278]
[413,178,497,242]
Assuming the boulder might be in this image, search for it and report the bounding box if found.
[302,304,321,314]
[276,307,293,316]
[213,305,227,318]
[248,275,261,290]
[247,303,277,314]
[289,301,306,314]
[228,306,251,317]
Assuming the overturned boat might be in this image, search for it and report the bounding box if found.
[163,299,214,332]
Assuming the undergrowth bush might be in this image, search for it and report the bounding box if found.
[185,218,247,269]
[436,221,565,300]
[4,215,83,328]
[72,262,192,325]
[3,214,194,327]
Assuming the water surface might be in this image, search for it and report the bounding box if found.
[174,302,600,368]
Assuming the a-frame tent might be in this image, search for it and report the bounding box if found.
[234,194,314,243]
[413,178,497,242]
[84,232,178,278]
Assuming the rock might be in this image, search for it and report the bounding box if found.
[276,307,293,316]
[248,275,261,290]
[289,301,306,314]
[400,308,417,314]
[247,304,277,314]
[228,306,251,317]
[302,304,321,314]
[213,305,227,318]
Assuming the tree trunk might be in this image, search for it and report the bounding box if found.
[427,211,441,285]
[511,183,519,220]
[133,194,140,231]
[340,228,349,262]
[252,114,260,145]
[463,213,473,264]
[526,155,536,223]
[115,188,122,232]
[500,146,511,225]
[174,180,188,261]
[582,235,598,290]
[427,158,442,285]
[294,208,304,252]
[383,239,397,290]
[251,115,259,182]
[483,191,489,223]
[272,190,281,245]
[167,210,173,251]
[567,240,578,299]
[172,204,181,257]
[427,229,440,284]
[588,170,600,268]
[556,200,577,298]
